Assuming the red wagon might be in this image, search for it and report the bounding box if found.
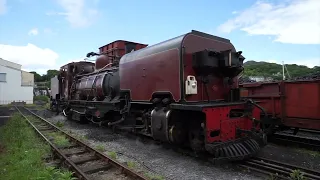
[240,79,320,131]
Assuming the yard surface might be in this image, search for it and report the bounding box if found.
[0,113,74,180]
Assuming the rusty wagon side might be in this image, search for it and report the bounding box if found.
[240,79,320,130]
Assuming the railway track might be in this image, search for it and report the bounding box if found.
[239,157,320,180]
[19,105,320,180]
[295,128,320,135]
[269,133,320,151]
[15,106,148,180]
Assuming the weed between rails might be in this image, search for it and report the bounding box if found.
[47,132,70,147]
[0,113,75,180]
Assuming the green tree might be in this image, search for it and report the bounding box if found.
[242,61,319,79]
[29,71,42,82]
[46,70,59,80]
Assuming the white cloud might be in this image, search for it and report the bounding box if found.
[28,28,39,36]
[0,43,59,75]
[217,0,320,44]
[48,0,99,28]
[252,58,320,68]
[0,43,93,75]
[0,0,7,15]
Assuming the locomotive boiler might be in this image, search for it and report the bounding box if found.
[74,67,120,101]
[50,30,268,162]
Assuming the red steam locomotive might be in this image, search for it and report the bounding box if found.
[50,30,268,161]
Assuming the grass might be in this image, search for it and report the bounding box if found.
[55,121,64,128]
[144,172,165,180]
[95,144,105,152]
[25,104,37,107]
[107,151,117,159]
[33,95,49,102]
[33,95,50,110]
[127,161,136,169]
[267,173,279,180]
[290,169,305,180]
[47,132,70,147]
[295,148,320,158]
[0,113,75,180]
[25,115,39,122]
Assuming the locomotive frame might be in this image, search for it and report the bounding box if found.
[50,30,268,162]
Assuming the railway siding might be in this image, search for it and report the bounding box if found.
[239,157,320,180]
[15,106,151,180]
[27,104,317,179]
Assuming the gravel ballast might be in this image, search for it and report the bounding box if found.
[32,108,320,179]
[33,109,261,180]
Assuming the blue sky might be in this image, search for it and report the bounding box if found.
[0,0,319,75]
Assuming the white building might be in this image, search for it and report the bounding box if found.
[0,58,34,105]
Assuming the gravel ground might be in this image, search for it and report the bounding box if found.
[32,108,261,180]
[30,108,320,179]
[257,143,320,171]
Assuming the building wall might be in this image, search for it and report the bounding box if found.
[21,70,34,86]
[50,75,59,99]
[0,58,21,70]
[0,64,34,105]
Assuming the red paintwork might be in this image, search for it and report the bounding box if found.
[120,32,241,102]
[97,40,148,70]
[95,55,112,70]
[99,40,148,55]
[121,48,181,101]
[240,80,320,130]
[182,34,238,102]
[203,105,260,143]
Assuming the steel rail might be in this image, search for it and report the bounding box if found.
[15,106,148,180]
[294,128,320,134]
[269,133,320,151]
[239,157,320,180]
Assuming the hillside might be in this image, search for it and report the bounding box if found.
[242,60,320,80]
